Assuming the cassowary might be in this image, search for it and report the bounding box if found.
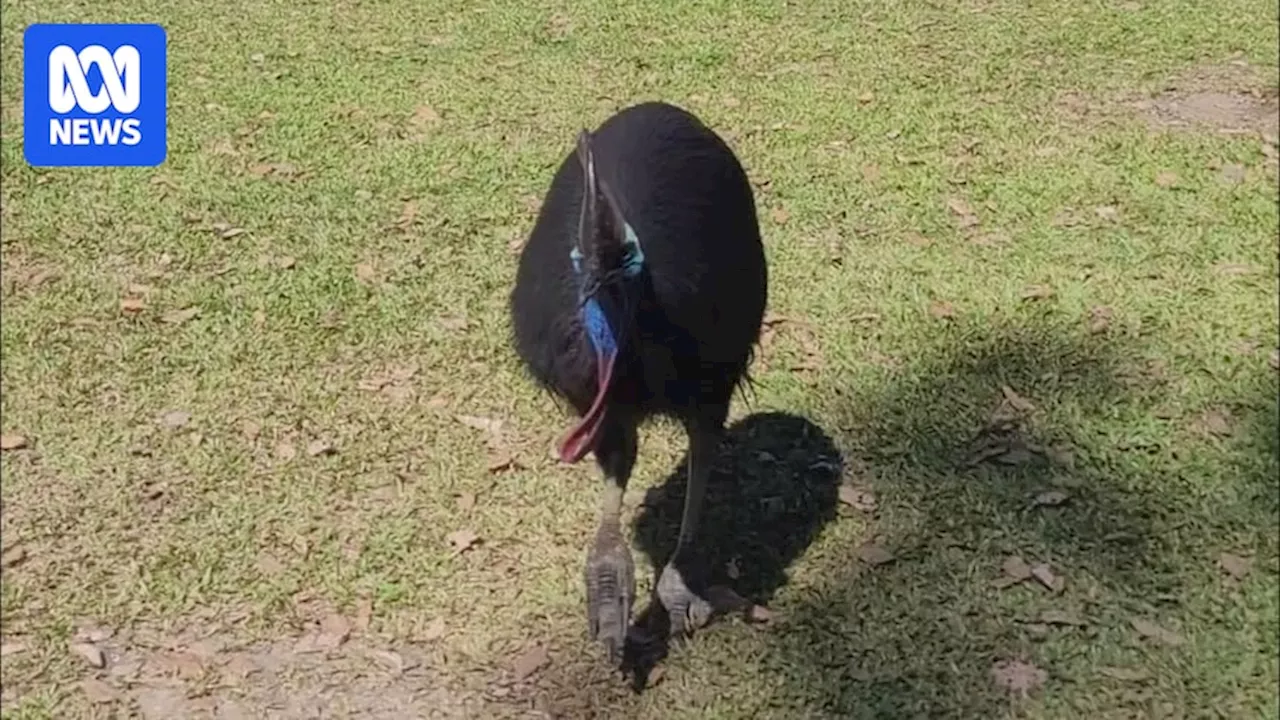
[509,101,768,664]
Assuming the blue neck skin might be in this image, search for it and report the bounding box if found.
[569,222,645,359]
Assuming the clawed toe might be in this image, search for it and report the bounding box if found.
[656,562,713,638]
[585,527,635,665]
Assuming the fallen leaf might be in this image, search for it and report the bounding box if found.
[1154,170,1179,187]
[456,492,476,511]
[74,625,114,643]
[240,420,261,440]
[275,441,297,461]
[306,439,336,457]
[1094,205,1119,221]
[355,263,377,285]
[838,484,877,512]
[1,546,26,568]
[1214,262,1257,277]
[1219,163,1246,184]
[770,207,790,225]
[277,256,297,270]
[159,410,191,429]
[438,313,468,331]
[81,678,119,704]
[317,613,351,649]
[1087,305,1113,333]
[929,300,956,320]
[645,665,667,688]
[947,197,980,228]
[70,641,106,668]
[411,105,440,125]
[1193,408,1233,438]
[455,415,503,435]
[861,164,882,182]
[1099,666,1150,682]
[1218,552,1252,580]
[120,296,146,313]
[1001,385,1036,413]
[1130,618,1184,646]
[446,528,480,554]
[991,659,1047,698]
[0,641,29,657]
[747,604,774,623]
[0,434,28,451]
[365,648,405,675]
[1032,490,1070,507]
[212,222,246,239]
[352,597,373,632]
[420,617,446,641]
[1040,609,1086,626]
[252,309,267,326]
[1030,563,1063,592]
[856,543,895,566]
[858,91,875,104]
[1020,284,1055,301]
[1003,555,1033,581]
[512,644,549,681]
[161,307,200,325]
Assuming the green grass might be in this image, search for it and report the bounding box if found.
[2,0,1278,717]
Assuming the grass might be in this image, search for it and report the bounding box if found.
[1,0,1278,717]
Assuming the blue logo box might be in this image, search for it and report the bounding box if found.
[23,23,167,167]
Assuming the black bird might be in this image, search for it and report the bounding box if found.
[509,101,768,664]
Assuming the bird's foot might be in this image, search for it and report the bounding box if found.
[585,522,635,666]
[656,561,713,638]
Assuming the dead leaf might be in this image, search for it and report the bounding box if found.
[1130,618,1184,646]
[2,546,26,568]
[1001,385,1036,413]
[212,222,246,239]
[420,617,446,641]
[946,197,980,228]
[1155,171,1178,187]
[1030,563,1063,592]
[159,410,191,429]
[770,207,790,225]
[991,659,1047,698]
[277,256,297,270]
[838,484,877,512]
[1094,205,1119,221]
[446,528,480,554]
[456,492,476,511]
[306,439,336,457]
[355,263,377,285]
[240,420,261,440]
[1020,284,1055,301]
[1193,408,1234,438]
[1003,555,1033,581]
[856,543,895,566]
[120,296,147,313]
[275,441,297,461]
[1219,163,1246,184]
[0,641,28,657]
[928,300,956,320]
[1218,552,1252,580]
[861,164,882,182]
[748,604,775,623]
[161,307,200,325]
[455,414,503,435]
[1032,490,1070,507]
[81,678,119,704]
[70,641,106,668]
[512,644,549,681]
[1214,262,1257,277]
[438,313,468,331]
[252,310,267,326]
[1040,609,1086,626]
[1088,305,1113,333]
[645,665,666,688]
[317,613,351,649]
[857,91,875,104]
[1099,666,1150,682]
[0,434,28,451]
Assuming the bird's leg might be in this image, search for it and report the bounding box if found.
[656,418,721,637]
[585,416,637,666]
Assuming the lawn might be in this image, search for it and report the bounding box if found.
[1,0,1278,717]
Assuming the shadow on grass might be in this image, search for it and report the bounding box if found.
[750,317,1280,717]
[624,411,844,691]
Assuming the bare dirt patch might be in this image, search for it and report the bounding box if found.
[1130,62,1280,136]
[1054,61,1280,137]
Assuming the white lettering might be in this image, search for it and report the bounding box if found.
[50,118,142,146]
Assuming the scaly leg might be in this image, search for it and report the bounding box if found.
[656,413,723,637]
[585,415,637,665]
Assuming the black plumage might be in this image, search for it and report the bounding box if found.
[508,101,768,664]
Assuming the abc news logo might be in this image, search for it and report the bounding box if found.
[47,44,144,146]
[24,23,167,168]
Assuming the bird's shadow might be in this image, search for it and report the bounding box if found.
[621,410,843,691]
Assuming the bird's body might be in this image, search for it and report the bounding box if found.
[509,101,768,663]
